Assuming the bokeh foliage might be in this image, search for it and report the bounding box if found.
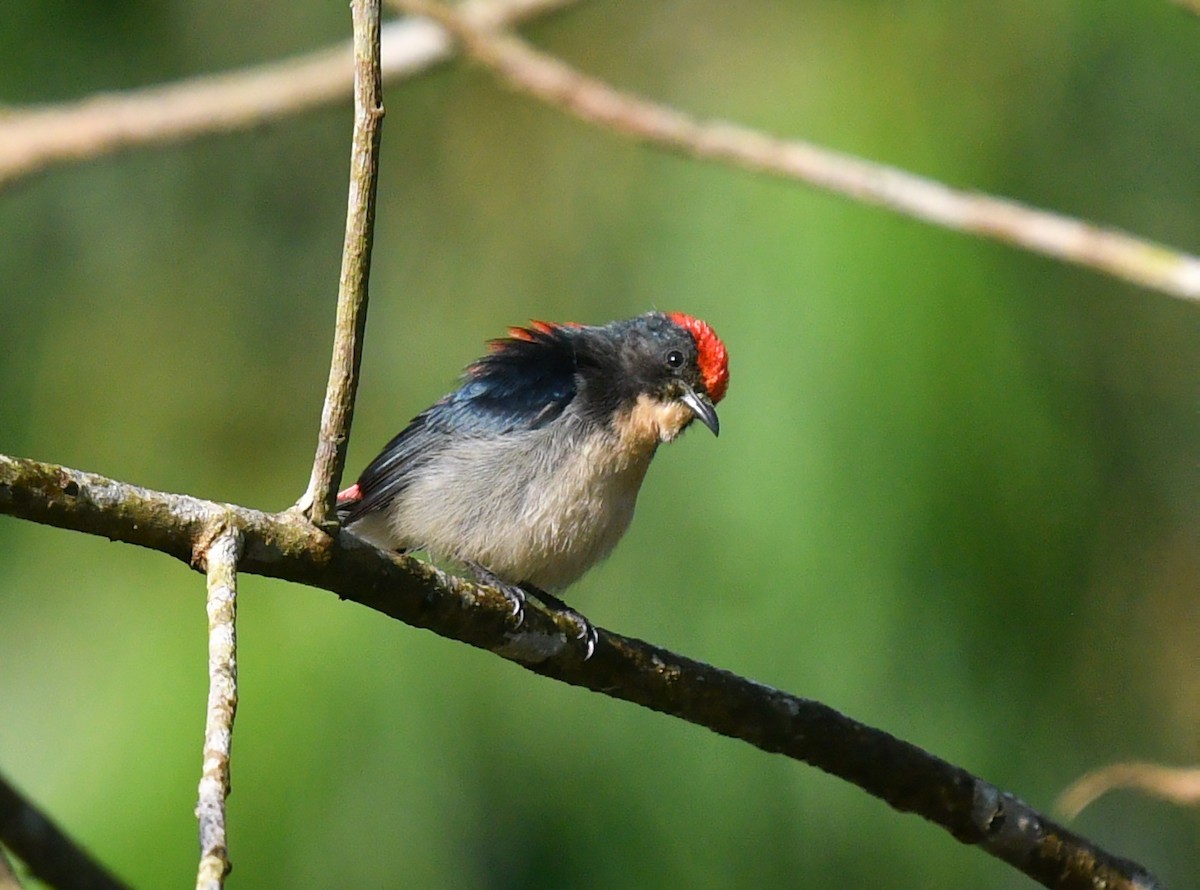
[1,1,1197,886]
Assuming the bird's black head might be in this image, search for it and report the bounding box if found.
[459,312,728,446]
[573,312,729,444]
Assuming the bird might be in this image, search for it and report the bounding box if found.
[336,311,729,657]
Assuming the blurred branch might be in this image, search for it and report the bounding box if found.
[9,0,1194,308]
[0,846,21,890]
[396,0,1200,305]
[0,454,1162,890]
[195,528,243,890]
[298,0,384,527]
[1058,762,1200,820]
[1171,0,1200,16]
[0,0,579,192]
[0,771,129,890]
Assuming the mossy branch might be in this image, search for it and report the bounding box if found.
[0,453,1162,890]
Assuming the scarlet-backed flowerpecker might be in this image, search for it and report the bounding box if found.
[337,312,730,656]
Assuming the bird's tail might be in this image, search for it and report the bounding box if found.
[336,483,363,522]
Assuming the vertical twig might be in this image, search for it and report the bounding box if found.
[0,772,128,890]
[298,0,385,527]
[195,528,244,890]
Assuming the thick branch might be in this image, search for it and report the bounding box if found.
[0,0,579,192]
[299,0,384,527]
[0,454,1161,890]
[195,529,243,890]
[0,771,129,890]
[396,0,1200,305]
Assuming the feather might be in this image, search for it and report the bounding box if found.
[339,323,580,521]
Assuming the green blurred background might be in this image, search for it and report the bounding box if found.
[2,1,1198,886]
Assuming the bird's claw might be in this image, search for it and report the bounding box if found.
[565,610,598,660]
[503,585,526,628]
[532,589,598,660]
[467,567,596,659]
[467,563,526,629]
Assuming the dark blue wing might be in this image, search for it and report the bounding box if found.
[341,324,579,520]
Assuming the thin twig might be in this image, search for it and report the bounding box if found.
[1058,762,1200,820]
[395,0,1200,305]
[195,527,244,890]
[0,0,579,192]
[0,453,1162,890]
[0,771,129,890]
[297,0,385,527]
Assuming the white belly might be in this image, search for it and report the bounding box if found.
[351,422,657,591]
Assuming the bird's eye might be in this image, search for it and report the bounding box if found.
[665,349,685,369]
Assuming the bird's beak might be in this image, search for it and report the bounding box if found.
[680,386,720,436]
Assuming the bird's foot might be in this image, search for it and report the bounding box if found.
[466,566,597,659]
[467,563,526,628]
[527,586,598,661]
